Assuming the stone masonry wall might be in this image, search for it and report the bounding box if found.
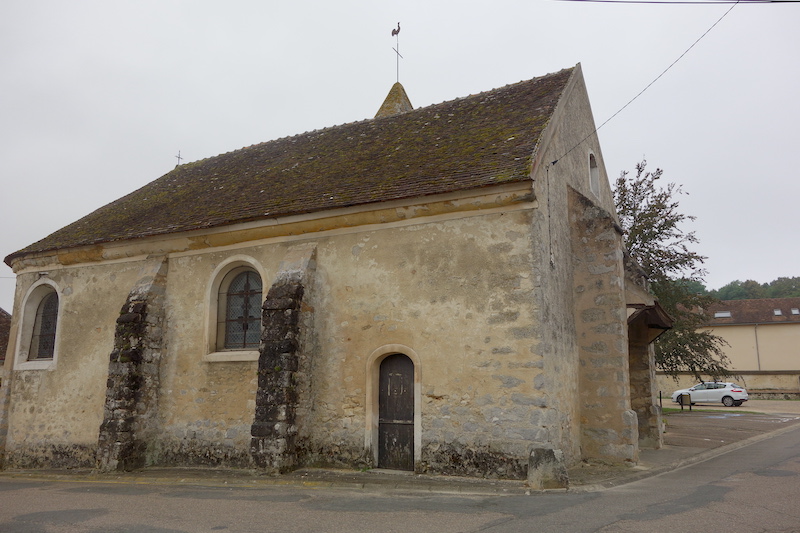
[568,188,638,464]
[96,257,168,471]
[251,244,317,473]
[627,318,662,448]
[0,314,12,469]
[293,212,544,479]
[250,276,304,472]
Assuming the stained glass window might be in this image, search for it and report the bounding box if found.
[29,292,58,360]
[223,270,262,349]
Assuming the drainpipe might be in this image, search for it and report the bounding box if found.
[754,324,761,371]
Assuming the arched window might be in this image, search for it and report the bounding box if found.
[29,291,59,360]
[589,153,600,197]
[217,268,262,350]
[16,281,61,369]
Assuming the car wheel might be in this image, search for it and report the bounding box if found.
[722,396,735,407]
[733,400,743,407]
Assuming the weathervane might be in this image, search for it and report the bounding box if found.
[391,22,402,83]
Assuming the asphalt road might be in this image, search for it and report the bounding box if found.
[1,422,799,532]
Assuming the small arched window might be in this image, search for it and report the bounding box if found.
[16,282,61,369]
[217,269,262,350]
[589,153,600,197]
[29,291,59,360]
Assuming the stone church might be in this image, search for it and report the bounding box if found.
[1,64,670,485]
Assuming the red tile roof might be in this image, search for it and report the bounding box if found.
[6,67,575,265]
[707,298,800,325]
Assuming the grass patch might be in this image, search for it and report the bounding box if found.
[662,407,761,415]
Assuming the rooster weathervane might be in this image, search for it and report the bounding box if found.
[391,22,402,83]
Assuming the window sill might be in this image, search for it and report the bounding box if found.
[15,359,56,371]
[204,350,259,363]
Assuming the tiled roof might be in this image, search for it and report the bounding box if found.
[6,67,575,265]
[707,298,800,325]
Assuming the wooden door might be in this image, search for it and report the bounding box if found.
[378,354,414,470]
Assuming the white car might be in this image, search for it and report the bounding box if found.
[671,382,748,407]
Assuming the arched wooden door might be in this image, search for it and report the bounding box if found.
[378,354,414,470]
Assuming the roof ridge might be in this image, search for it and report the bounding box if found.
[717,297,800,304]
[195,68,578,164]
[423,68,576,107]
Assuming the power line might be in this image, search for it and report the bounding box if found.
[556,0,795,4]
[550,0,741,166]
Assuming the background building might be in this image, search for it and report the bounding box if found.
[657,297,800,398]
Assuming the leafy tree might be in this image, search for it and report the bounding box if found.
[614,160,729,379]
[677,278,708,295]
[765,277,800,298]
[711,280,746,300]
[711,277,799,300]
[740,280,767,299]
[713,279,766,300]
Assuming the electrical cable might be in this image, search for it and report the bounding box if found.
[550,0,741,166]
[556,0,793,4]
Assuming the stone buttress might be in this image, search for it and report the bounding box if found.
[568,188,639,464]
[96,257,168,471]
[251,243,316,472]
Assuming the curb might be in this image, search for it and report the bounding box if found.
[0,468,532,496]
[2,421,799,496]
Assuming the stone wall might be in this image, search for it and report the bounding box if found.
[96,257,168,471]
[0,308,10,363]
[627,318,662,448]
[0,309,13,468]
[523,63,627,468]
[2,262,145,469]
[41,206,545,478]
[292,211,546,479]
[568,188,637,464]
[251,243,317,472]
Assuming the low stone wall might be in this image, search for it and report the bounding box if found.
[748,390,800,400]
[656,371,800,398]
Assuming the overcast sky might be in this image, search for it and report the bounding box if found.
[1,0,798,312]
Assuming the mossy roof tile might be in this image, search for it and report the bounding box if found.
[6,67,574,264]
[708,298,800,325]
